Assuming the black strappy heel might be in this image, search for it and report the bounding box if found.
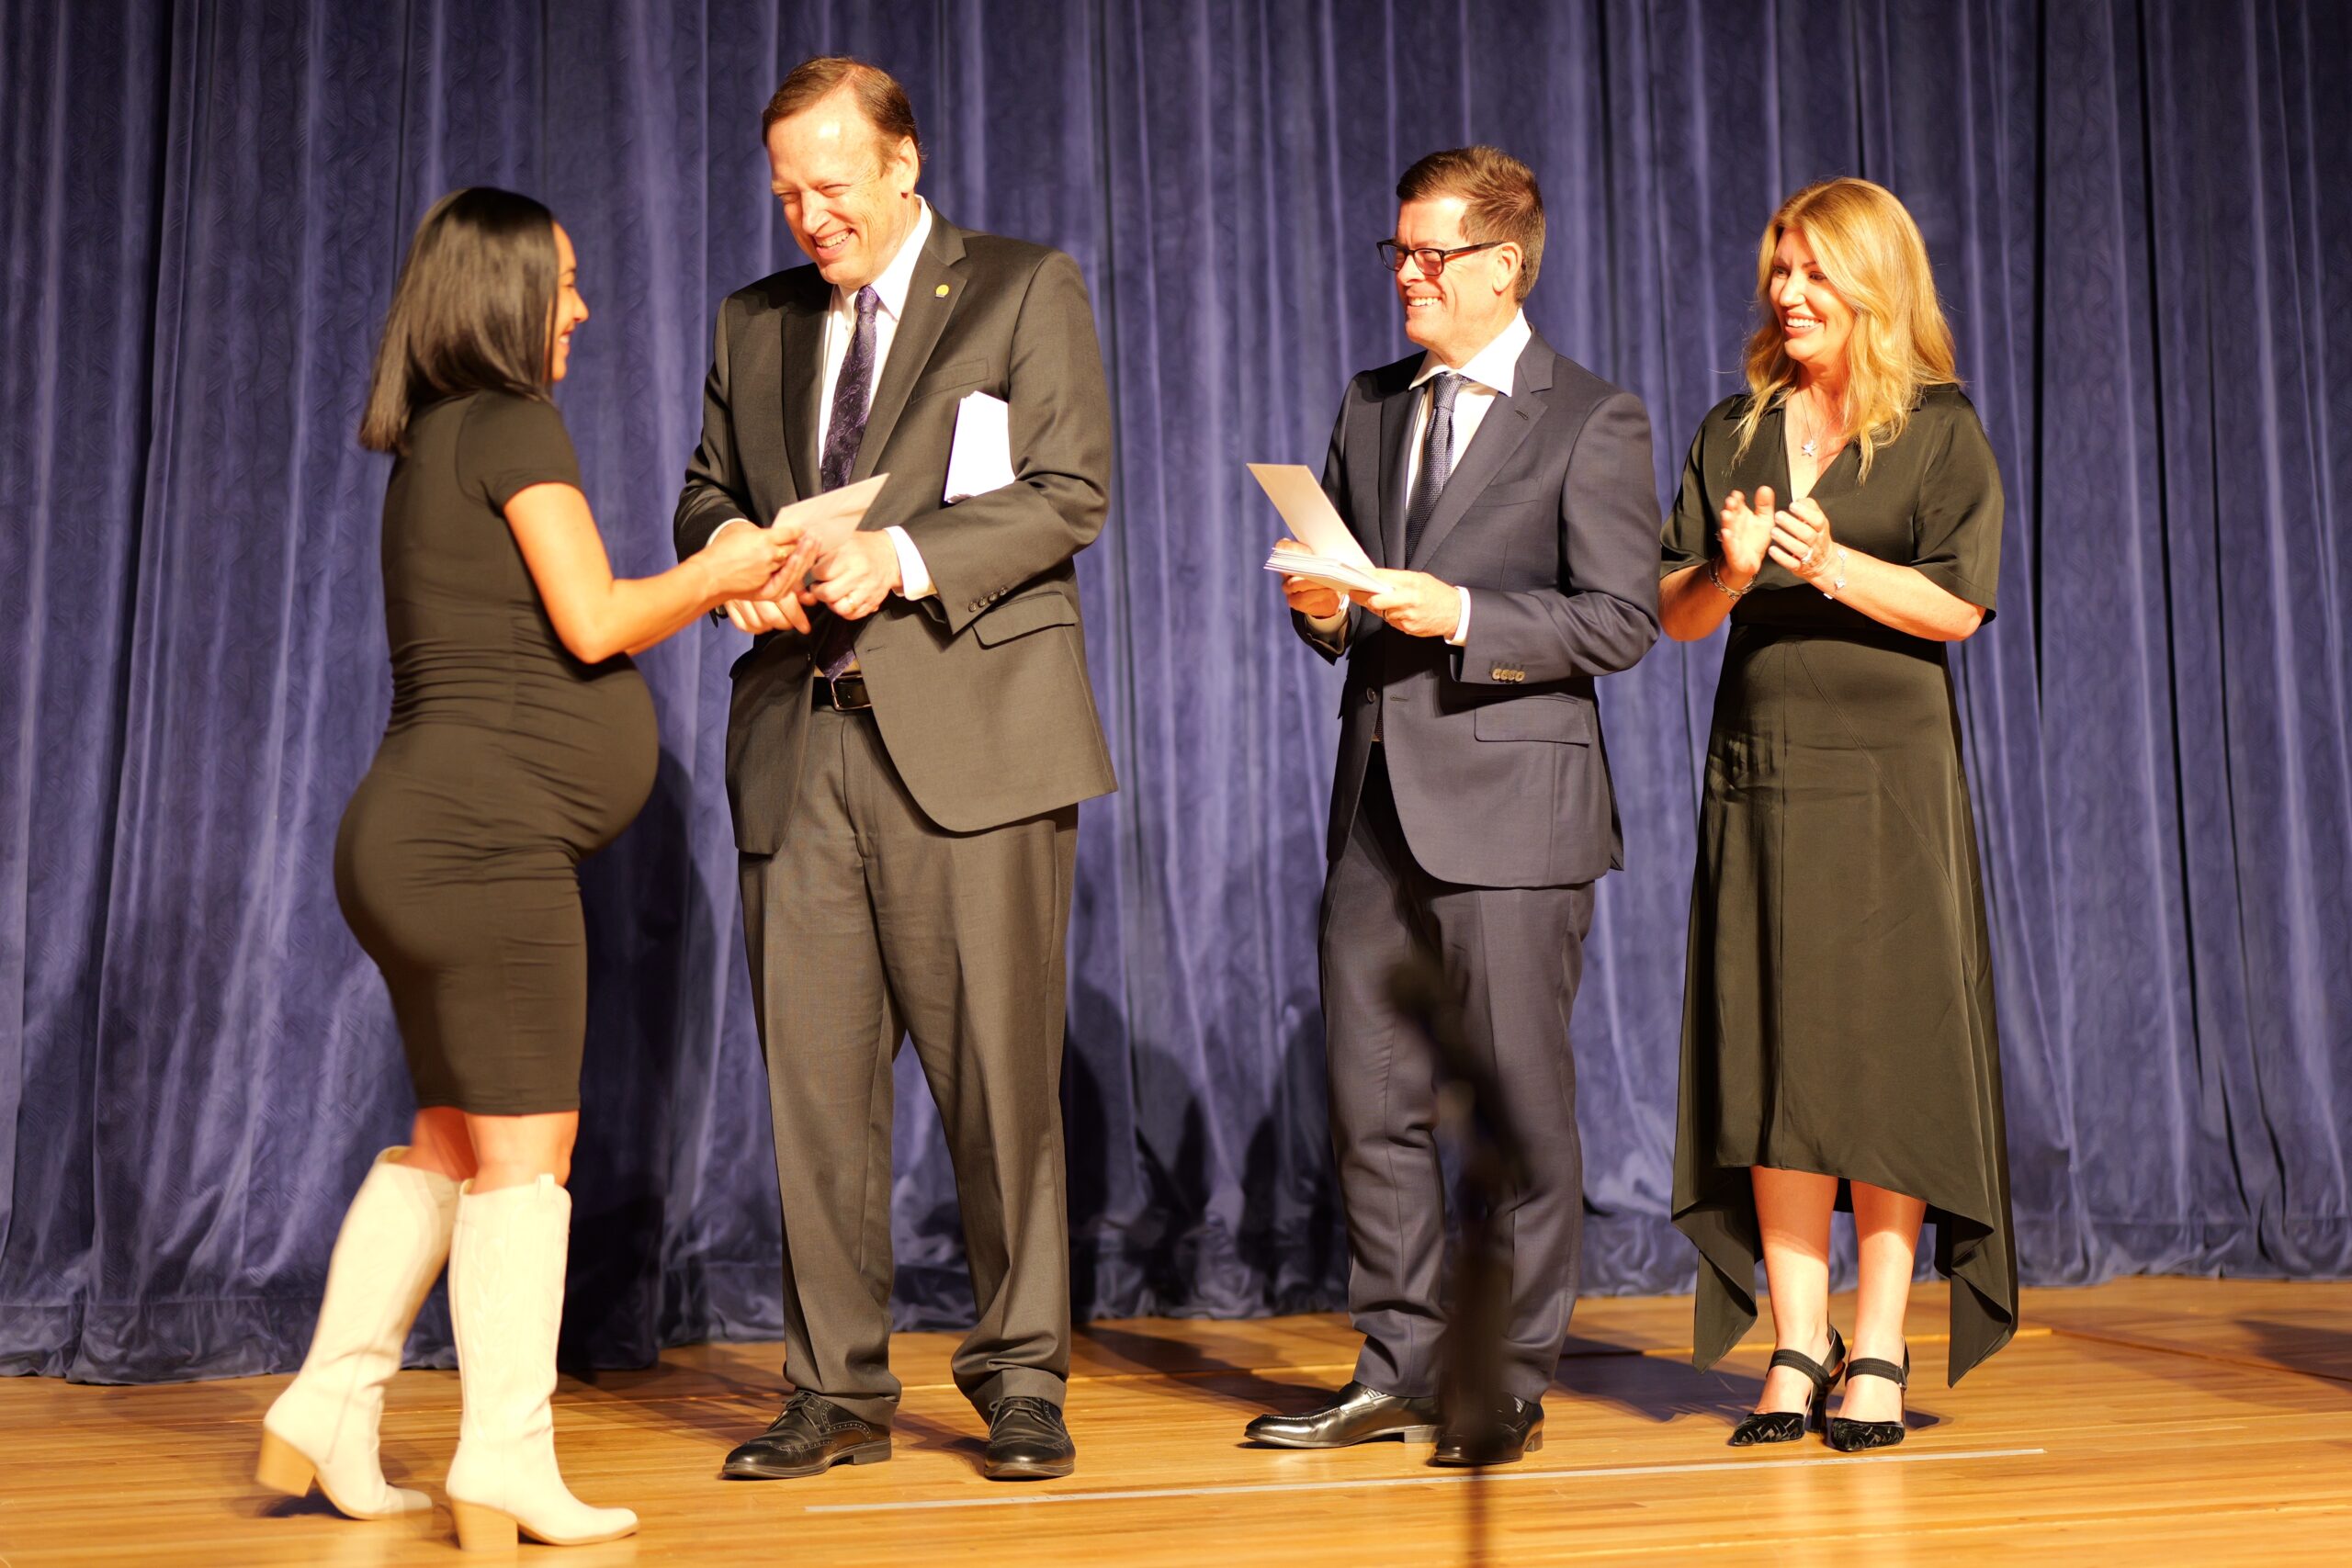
[1727,1325,1847,1447]
[1826,1343,1910,1451]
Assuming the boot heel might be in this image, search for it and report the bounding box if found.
[254,1430,316,1497]
[847,1438,895,1464]
[451,1500,520,1552]
[1524,1427,1544,1453]
[1397,1424,1439,1444]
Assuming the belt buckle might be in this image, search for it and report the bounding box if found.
[820,671,868,712]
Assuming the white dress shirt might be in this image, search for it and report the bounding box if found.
[710,197,939,602]
[1307,309,1532,647]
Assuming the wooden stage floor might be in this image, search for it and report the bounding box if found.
[3,1278,2347,1564]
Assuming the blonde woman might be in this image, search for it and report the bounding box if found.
[1658,178,2016,1451]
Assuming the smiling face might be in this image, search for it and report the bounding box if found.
[1769,226,1854,380]
[765,87,922,291]
[548,222,588,382]
[1392,195,1520,367]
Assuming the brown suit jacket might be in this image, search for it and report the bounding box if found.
[674,215,1118,851]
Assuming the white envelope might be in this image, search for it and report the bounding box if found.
[944,390,1016,502]
[1249,462,1387,594]
[771,473,889,556]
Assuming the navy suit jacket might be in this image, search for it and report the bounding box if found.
[1294,330,1660,888]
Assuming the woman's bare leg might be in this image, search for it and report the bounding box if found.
[396,1107,478,1182]
[1750,1166,1838,1413]
[463,1111,578,1191]
[1840,1179,1927,1423]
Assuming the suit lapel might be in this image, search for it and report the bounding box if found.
[780,279,827,502]
[851,216,968,487]
[1405,336,1554,573]
[1376,381,1415,568]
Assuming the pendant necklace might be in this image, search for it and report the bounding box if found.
[1796,391,1832,460]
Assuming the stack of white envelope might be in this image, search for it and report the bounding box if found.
[1251,462,1386,594]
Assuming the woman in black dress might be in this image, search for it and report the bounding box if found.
[1658,178,2016,1452]
[254,188,794,1548]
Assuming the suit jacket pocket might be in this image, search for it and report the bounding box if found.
[971,590,1079,646]
[1472,694,1594,744]
[1467,479,1553,510]
[908,356,991,403]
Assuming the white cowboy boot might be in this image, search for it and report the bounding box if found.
[256,1146,458,1517]
[444,1176,637,1551]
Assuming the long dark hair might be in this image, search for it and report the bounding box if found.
[358,187,559,453]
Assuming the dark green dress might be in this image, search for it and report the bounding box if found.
[1662,385,2017,1385]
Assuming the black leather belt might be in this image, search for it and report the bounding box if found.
[814,672,872,712]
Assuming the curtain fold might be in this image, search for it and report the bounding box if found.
[3,0,2344,1382]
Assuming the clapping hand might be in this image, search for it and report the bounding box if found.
[1718,485,1774,588]
[1768,496,1838,588]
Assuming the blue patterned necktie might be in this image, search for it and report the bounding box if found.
[813,285,881,678]
[1403,371,1463,561]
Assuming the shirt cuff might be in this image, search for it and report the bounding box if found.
[886,525,934,600]
[1446,587,1472,646]
[707,517,752,550]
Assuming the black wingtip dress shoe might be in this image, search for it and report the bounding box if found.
[721,1390,892,1479]
[983,1395,1076,1480]
[1430,1394,1544,1466]
[1243,1381,1443,1449]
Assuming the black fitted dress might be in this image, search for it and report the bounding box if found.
[1662,386,2018,1385]
[335,391,656,1114]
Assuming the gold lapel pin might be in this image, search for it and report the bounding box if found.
[934,283,950,298]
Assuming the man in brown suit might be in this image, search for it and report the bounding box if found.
[675,57,1114,1483]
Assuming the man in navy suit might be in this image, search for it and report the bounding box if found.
[1250,145,1660,1464]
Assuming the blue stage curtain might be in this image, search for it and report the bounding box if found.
[3,0,2346,1382]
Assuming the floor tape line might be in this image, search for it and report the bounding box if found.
[802,1445,2050,1514]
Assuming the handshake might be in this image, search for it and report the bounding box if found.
[697,475,896,635]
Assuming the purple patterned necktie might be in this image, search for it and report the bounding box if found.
[813,284,881,678]
[1403,371,1462,561]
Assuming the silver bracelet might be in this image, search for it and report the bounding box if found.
[1706,559,1753,599]
[1819,546,1850,600]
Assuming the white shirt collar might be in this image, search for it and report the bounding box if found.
[834,197,934,321]
[1411,309,1532,398]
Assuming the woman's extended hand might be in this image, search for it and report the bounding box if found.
[702,518,800,601]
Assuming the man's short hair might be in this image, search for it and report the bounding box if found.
[762,57,923,165]
[1396,145,1545,299]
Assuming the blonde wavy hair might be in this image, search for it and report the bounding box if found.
[1733,177,1958,479]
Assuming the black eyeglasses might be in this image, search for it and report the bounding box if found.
[1376,239,1503,277]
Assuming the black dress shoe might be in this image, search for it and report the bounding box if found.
[1826,1345,1910,1452]
[1729,1325,1847,1447]
[983,1395,1075,1480]
[721,1390,891,1479]
[1431,1394,1544,1466]
[1243,1381,1442,1450]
